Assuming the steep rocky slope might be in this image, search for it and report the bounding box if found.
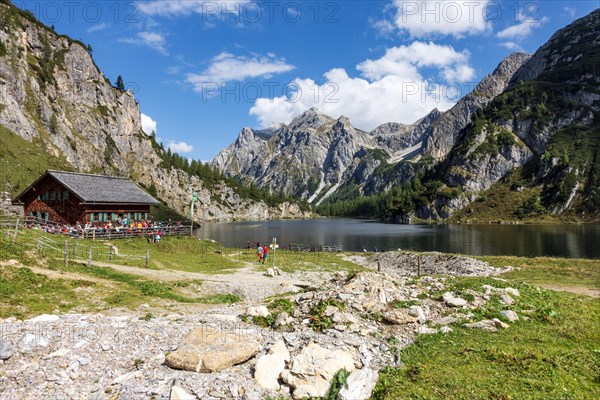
[0,1,309,222]
[417,9,600,221]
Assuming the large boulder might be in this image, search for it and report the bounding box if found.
[281,343,356,399]
[254,340,291,390]
[165,326,261,372]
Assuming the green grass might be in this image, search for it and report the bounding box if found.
[372,277,600,399]
[267,250,366,274]
[478,256,600,289]
[0,264,94,319]
[0,124,72,194]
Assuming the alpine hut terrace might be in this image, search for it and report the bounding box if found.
[8,170,192,239]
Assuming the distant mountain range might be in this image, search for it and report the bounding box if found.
[214,9,600,223]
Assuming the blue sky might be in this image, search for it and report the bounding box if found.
[17,0,600,161]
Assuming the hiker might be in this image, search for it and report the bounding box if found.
[257,242,263,262]
[262,244,269,264]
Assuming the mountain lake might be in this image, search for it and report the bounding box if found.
[195,218,600,259]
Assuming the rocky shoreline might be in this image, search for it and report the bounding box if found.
[0,253,523,399]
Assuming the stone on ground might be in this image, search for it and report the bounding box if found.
[338,368,379,400]
[500,310,519,322]
[170,385,195,400]
[382,309,418,325]
[165,326,261,372]
[254,340,290,391]
[464,319,498,332]
[442,292,468,307]
[246,306,270,317]
[0,339,14,360]
[281,343,356,399]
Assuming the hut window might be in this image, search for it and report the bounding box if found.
[50,192,56,201]
[90,213,94,222]
[144,213,148,220]
[104,213,108,222]
[63,191,69,200]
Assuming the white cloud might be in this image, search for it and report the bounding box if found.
[357,41,475,82]
[138,0,252,17]
[120,31,168,55]
[86,22,109,33]
[249,41,476,130]
[168,141,194,153]
[562,7,576,18]
[499,41,524,51]
[141,113,157,135]
[390,0,491,38]
[496,15,549,40]
[187,52,295,90]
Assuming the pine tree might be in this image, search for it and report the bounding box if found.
[116,75,125,91]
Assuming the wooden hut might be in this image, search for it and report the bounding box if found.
[12,170,159,225]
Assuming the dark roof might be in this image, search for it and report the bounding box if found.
[13,170,160,205]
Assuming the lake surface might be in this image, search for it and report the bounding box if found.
[195,219,600,259]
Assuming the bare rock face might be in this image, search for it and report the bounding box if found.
[165,326,261,373]
[281,343,356,399]
[422,52,531,160]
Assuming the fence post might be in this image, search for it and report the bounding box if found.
[145,250,149,268]
[38,237,42,254]
[73,241,78,258]
[92,230,95,241]
[109,247,113,261]
[12,217,19,242]
[377,261,381,272]
[417,254,421,277]
[87,246,92,267]
[64,241,68,267]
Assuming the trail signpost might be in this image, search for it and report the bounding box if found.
[271,237,279,269]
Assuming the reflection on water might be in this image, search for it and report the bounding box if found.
[195,219,600,259]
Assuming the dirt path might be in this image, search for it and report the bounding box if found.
[537,284,600,298]
[69,258,321,302]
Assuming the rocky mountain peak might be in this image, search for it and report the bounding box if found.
[288,107,335,131]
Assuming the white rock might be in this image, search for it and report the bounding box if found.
[170,385,195,400]
[0,339,14,360]
[499,293,515,305]
[464,320,498,332]
[281,343,356,399]
[254,340,290,391]
[416,325,437,335]
[408,305,427,324]
[264,268,275,277]
[440,326,453,334]
[112,370,142,385]
[500,310,519,322]
[246,306,270,317]
[44,348,71,359]
[493,318,510,330]
[442,292,467,307]
[338,368,379,400]
[505,288,520,297]
[28,314,60,323]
